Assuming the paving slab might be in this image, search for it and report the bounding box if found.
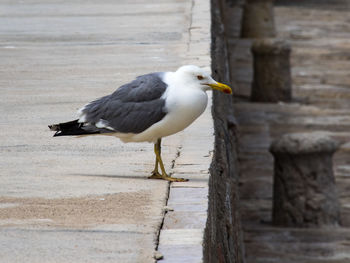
[0,0,212,262]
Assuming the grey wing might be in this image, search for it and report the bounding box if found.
[79,73,168,134]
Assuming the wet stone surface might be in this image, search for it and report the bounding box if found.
[230,1,350,262]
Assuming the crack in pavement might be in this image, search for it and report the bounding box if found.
[154,144,183,260]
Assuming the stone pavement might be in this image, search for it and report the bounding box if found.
[0,0,212,262]
[229,1,350,262]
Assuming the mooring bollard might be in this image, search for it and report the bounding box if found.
[270,132,340,227]
[241,0,276,38]
[251,38,292,102]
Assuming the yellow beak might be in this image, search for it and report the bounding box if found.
[208,82,232,94]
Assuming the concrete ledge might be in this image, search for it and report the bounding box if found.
[156,0,213,262]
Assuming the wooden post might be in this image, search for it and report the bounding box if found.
[270,132,340,227]
[251,38,292,102]
[241,0,276,38]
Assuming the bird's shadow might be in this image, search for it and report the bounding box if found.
[69,173,207,183]
[70,173,149,180]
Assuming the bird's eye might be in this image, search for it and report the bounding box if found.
[197,75,204,80]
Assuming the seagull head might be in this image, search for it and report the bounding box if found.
[175,65,232,94]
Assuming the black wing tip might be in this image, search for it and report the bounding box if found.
[48,124,59,131]
[53,131,63,137]
[48,119,102,137]
[48,124,62,137]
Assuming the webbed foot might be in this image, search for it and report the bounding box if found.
[148,172,188,182]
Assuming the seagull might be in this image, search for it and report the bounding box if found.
[49,65,232,182]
